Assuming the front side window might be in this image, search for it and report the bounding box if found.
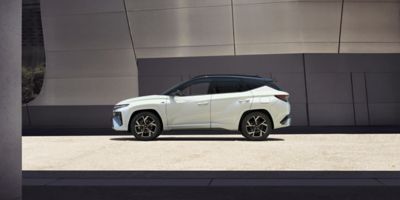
[211,79,243,94]
[180,81,210,96]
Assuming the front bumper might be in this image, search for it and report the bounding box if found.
[112,112,126,131]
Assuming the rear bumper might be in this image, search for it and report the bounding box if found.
[279,115,291,127]
[271,100,291,129]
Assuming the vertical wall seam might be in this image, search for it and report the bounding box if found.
[123,0,140,96]
[302,54,310,126]
[364,72,371,125]
[337,0,345,53]
[350,72,356,125]
[230,0,237,55]
[123,0,139,64]
[25,103,32,127]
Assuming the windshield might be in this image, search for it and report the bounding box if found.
[161,79,191,95]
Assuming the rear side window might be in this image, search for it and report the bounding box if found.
[243,79,281,91]
[211,79,243,94]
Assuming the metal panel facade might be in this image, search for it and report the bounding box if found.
[31,0,138,106]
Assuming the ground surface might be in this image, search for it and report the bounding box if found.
[23,133,400,170]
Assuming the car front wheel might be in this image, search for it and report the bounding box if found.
[240,111,272,141]
[130,112,162,141]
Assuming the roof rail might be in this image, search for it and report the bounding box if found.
[192,74,262,79]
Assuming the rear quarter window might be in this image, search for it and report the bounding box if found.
[243,79,281,91]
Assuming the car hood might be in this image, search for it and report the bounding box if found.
[116,95,168,105]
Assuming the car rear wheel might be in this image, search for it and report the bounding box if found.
[240,111,272,141]
[130,112,162,141]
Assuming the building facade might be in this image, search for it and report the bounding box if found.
[23,0,400,129]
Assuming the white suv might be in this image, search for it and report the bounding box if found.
[113,75,290,141]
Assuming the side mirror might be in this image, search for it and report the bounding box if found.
[170,90,184,96]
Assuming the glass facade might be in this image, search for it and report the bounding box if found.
[22,0,45,103]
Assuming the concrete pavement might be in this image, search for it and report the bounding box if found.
[23,133,400,170]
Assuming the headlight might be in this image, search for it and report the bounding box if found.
[113,104,129,111]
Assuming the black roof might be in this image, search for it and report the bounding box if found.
[192,74,273,81]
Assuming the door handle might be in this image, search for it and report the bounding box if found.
[238,99,250,103]
[197,101,209,106]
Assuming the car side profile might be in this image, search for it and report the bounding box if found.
[112,75,290,141]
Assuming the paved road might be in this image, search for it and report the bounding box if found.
[23,133,400,170]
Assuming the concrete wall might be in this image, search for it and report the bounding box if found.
[0,0,22,199]
[24,0,138,128]
[138,54,400,126]
[126,0,400,57]
[31,0,138,106]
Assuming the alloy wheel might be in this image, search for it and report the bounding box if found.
[245,115,268,137]
[134,115,158,138]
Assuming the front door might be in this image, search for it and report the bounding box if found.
[166,79,211,129]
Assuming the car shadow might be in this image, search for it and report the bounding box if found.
[110,137,284,142]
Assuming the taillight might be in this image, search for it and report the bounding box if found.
[275,95,289,102]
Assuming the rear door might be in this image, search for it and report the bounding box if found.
[210,78,253,130]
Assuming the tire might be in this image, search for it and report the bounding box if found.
[240,111,272,141]
[130,111,162,141]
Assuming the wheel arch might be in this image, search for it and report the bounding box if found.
[128,109,164,132]
[238,109,274,131]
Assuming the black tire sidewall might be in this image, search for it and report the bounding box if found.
[130,112,162,141]
[240,112,272,141]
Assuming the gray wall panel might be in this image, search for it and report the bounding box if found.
[42,13,132,51]
[234,1,341,54]
[22,105,30,127]
[139,76,184,96]
[130,6,233,48]
[354,103,369,125]
[126,0,235,58]
[234,0,338,4]
[341,1,400,53]
[126,0,230,11]
[340,43,400,53]
[29,106,113,128]
[32,77,138,105]
[307,73,353,104]
[138,54,303,76]
[309,104,355,126]
[366,73,400,103]
[129,5,234,58]
[45,49,137,79]
[135,45,234,58]
[290,103,308,126]
[351,73,367,103]
[31,0,139,108]
[129,6,234,58]
[236,43,338,55]
[305,54,400,73]
[41,0,124,16]
[303,54,400,126]
[369,104,400,125]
